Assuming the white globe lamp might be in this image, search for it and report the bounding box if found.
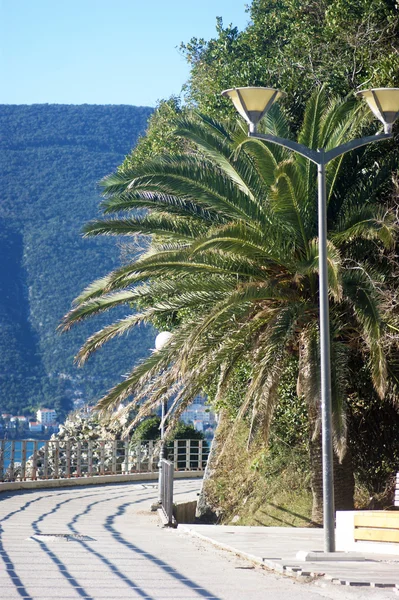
[155,331,172,351]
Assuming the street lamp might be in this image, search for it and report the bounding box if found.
[154,331,172,507]
[222,86,399,553]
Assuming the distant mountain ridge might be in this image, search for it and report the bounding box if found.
[0,104,154,417]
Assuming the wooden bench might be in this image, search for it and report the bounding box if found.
[336,508,399,555]
[354,512,399,544]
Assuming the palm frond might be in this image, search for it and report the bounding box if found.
[243,303,305,444]
[98,248,273,293]
[231,135,283,188]
[76,313,150,365]
[61,291,137,331]
[329,337,349,460]
[296,239,343,301]
[270,160,310,250]
[263,102,292,141]
[100,191,223,224]
[95,349,172,413]
[343,269,387,397]
[73,274,114,305]
[173,113,267,207]
[189,221,288,265]
[298,86,328,150]
[297,87,327,202]
[332,205,397,249]
[83,214,208,241]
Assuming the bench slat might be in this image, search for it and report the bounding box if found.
[355,528,399,544]
[354,513,399,528]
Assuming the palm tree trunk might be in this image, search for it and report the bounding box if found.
[333,444,355,511]
[308,427,324,525]
[308,423,354,525]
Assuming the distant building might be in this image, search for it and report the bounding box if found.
[10,416,27,424]
[36,408,57,425]
[180,398,216,433]
[29,421,42,432]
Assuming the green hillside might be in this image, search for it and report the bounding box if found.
[0,104,154,418]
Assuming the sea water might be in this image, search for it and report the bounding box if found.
[1,440,45,470]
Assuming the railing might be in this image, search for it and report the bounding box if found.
[0,438,209,482]
[160,459,175,527]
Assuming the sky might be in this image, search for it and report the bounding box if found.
[0,0,251,106]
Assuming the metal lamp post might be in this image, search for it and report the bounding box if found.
[222,86,399,553]
[154,331,172,506]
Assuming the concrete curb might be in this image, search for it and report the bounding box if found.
[179,525,266,567]
[179,525,399,590]
[0,469,203,492]
[174,499,197,524]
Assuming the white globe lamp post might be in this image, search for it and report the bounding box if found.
[154,331,172,507]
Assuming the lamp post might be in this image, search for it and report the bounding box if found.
[222,86,399,553]
[154,331,172,506]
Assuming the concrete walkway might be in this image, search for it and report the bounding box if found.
[180,524,399,590]
[0,479,396,599]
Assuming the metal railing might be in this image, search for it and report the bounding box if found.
[160,459,174,526]
[0,438,209,482]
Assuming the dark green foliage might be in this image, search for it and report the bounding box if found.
[2,104,151,152]
[131,415,205,443]
[272,358,308,449]
[271,353,399,500]
[121,0,398,204]
[204,361,252,420]
[121,97,185,170]
[130,415,207,469]
[181,0,399,121]
[207,356,308,446]
[170,420,206,441]
[347,359,399,497]
[131,415,163,443]
[0,104,154,416]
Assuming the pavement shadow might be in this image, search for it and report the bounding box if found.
[1,483,220,600]
[104,500,222,599]
[29,488,132,600]
[256,502,315,527]
[0,523,33,600]
[67,491,158,599]
[0,487,145,599]
[268,502,314,523]
[61,484,220,599]
[0,490,67,600]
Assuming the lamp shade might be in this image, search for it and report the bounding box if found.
[221,87,283,130]
[356,88,399,133]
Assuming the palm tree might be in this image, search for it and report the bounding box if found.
[61,89,398,521]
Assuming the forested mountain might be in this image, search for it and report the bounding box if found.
[0,104,154,418]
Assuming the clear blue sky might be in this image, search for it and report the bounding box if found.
[0,0,250,106]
